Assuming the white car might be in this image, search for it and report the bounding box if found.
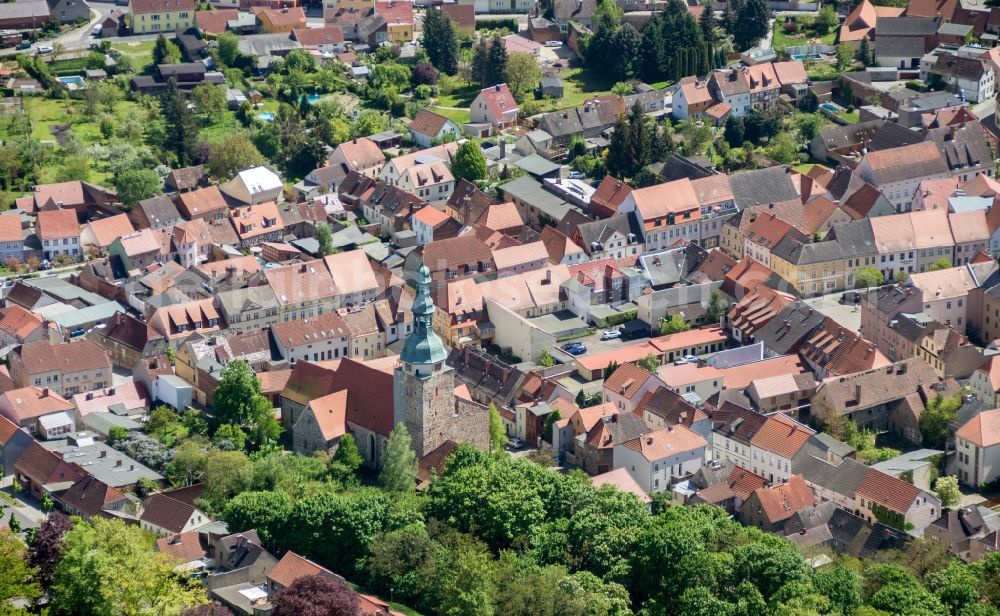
[600,330,622,340]
[544,40,563,48]
[37,45,54,54]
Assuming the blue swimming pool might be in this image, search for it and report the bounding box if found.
[301,93,321,105]
[57,76,84,86]
[819,102,844,113]
[791,53,822,61]
[257,112,276,122]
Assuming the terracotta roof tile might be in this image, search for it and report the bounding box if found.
[268,551,327,588]
[61,475,125,518]
[140,493,198,533]
[603,362,655,399]
[750,414,814,459]
[856,468,920,514]
[37,209,79,241]
[752,474,814,523]
[956,407,1000,448]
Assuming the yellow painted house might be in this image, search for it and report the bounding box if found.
[769,239,847,298]
[129,0,196,34]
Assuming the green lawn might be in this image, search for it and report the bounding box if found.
[111,40,157,74]
[771,23,837,51]
[22,96,142,145]
[838,109,860,123]
[535,66,613,112]
[806,62,840,81]
[428,105,471,125]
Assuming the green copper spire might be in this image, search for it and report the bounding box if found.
[401,263,448,365]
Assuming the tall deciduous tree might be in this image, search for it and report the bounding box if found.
[213,360,264,426]
[316,222,334,256]
[380,422,417,493]
[734,0,768,50]
[272,575,359,616]
[50,517,207,615]
[0,528,39,606]
[114,168,162,207]
[223,490,292,550]
[505,52,541,100]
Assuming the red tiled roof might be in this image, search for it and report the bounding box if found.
[374,0,413,24]
[590,176,633,216]
[292,25,344,47]
[409,109,453,138]
[131,0,195,14]
[15,441,81,487]
[752,475,814,523]
[750,414,814,459]
[0,214,21,244]
[155,531,206,562]
[195,9,238,34]
[140,493,198,533]
[307,390,347,441]
[856,468,920,515]
[603,362,655,399]
[36,209,78,241]
[61,475,125,518]
[176,186,228,219]
[956,408,1000,448]
[268,551,326,588]
[477,83,517,123]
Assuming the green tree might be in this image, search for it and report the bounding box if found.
[114,168,162,207]
[705,289,729,323]
[316,223,334,257]
[50,517,206,615]
[223,490,292,550]
[934,475,962,510]
[202,449,252,510]
[166,440,208,487]
[505,52,541,100]
[152,34,181,66]
[920,393,962,448]
[217,31,242,67]
[765,131,800,165]
[489,403,506,453]
[855,266,884,289]
[213,423,247,451]
[815,4,838,34]
[637,354,660,373]
[0,528,39,605]
[332,433,363,471]
[813,565,862,616]
[213,360,264,426]
[836,42,854,71]
[452,141,488,181]
[422,7,459,75]
[206,132,265,180]
[858,36,873,66]
[486,35,508,88]
[659,314,691,336]
[542,409,561,442]
[160,77,198,166]
[734,0,769,50]
[894,270,909,284]
[380,422,417,493]
[699,0,716,42]
[191,83,227,116]
[928,258,953,271]
[538,348,556,367]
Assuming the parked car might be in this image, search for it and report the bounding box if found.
[69,328,85,337]
[561,342,587,356]
[568,171,585,180]
[545,40,563,48]
[839,291,862,305]
[91,24,101,36]
[15,42,30,50]
[682,355,698,363]
[508,437,524,449]
[600,329,622,340]
[37,45,53,54]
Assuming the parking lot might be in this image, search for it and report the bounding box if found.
[803,290,863,332]
[551,326,651,362]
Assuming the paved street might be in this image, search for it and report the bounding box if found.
[803,289,862,332]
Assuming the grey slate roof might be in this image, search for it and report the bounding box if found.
[875,36,928,59]
[792,454,870,499]
[829,219,878,256]
[576,212,643,250]
[876,16,940,36]
[729,167,800,207]
[771,238,844,266]
[752,300,825,355]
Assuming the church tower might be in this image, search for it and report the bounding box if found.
[393,263,455,458]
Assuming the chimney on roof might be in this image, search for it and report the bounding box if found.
[115,459,122,467]
[99,449,106,458]
[897,362,907,375]
[107,387,115,396]
[495,84,501,92]
[41,388,48,398]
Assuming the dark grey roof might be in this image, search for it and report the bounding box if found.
[771,238,844,266]
[752,300,826,355]
[829,219,878,256]
[446,346,525,406]
[875,36,928,59]
[787,501,840,531]
[876,16,939,36]
[932,54,989,81]
[827,507,908,557]
[866,121,924,152]
[649,152,716,183]
[894,313,937,344]
[872,285,917,313]
[729,167,800,207]
[939,22,973,35]
[901,91,963,111]
[792,455,869,499]
[576,212,643,250]
[928,125,990,172]
[136,195,181,226]
[815,121,885,152]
